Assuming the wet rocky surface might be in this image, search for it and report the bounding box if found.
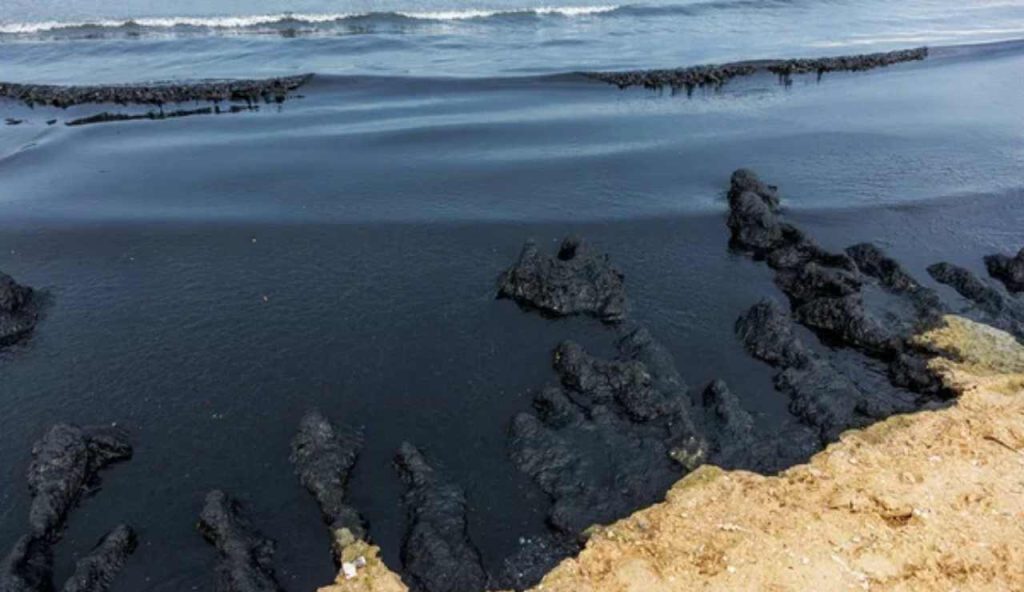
[497,237,628,323]
[60,525,137,592]
[290,411,366,560]
[584,47,928,91]
[928,262,1024,340]
[197,490,283,592]
[0,75,311,109]
[985,248,1024,294]
[0,425,134,592]
[393,443,487,592]
[0,271,42,348]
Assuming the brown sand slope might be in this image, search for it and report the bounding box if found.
[321,315,1024,592]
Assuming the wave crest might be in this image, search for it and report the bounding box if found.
[0,5,623,35]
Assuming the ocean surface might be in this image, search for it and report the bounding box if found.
[1,1,1023,591]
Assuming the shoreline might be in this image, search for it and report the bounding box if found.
[318,314,1024,591]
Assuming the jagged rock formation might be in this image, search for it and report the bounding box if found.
[508,326,708,538]
[524,316,1024,592]
[197,490,283,592]
[393,443,487,592]
[290,411,366,560]
[984,247,1024,294]
[736,299,920,442]
[318,315,1024,592]
[0,75,311,109]
[725,169,953,395]
[0,271,41,347]
[585,47,927,91]
[928,262,1024,340]
[497,237,628,323]
[1,425,134,592]
[60,525,137,592]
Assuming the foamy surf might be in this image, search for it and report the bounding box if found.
[0,5,622,35]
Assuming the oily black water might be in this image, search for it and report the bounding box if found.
[1,34,1023,592]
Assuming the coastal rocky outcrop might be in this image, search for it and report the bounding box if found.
[1,425,134,592]
[318,315,1024,592]
[928,261,1024,340]
[197,490,283,592]
[736,299,919,441]
[290,411,366,560]
[725,169,951,394]
[497,237,628,323]
[0,75,312,109]
[508,327,707,537]
[984,247,1024,293]
[0,271,41,347]
[524,316,1024,592]
[585,47,927,91]
[394,443,487,592]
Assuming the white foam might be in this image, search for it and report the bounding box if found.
[0,5,622,34]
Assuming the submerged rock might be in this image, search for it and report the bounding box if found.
[497,237,628,323]
[197,490,283,592]
[393,443,487,592]
[60,525,137,592]
[585,47,927,91]
[290,411,366,559]
[984,248,1024,294]
[0,271,41,348]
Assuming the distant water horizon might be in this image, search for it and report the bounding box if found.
[2,0,1024,82]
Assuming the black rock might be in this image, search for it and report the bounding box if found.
[27,425,132,540]
[0,271,41,348]
[495,533,579,592]
[394,443,487,592]
[0,535,53,592]
[0,75,311,109]
[585,47,927,91]
[985,248,1024,294]
[736,299,917,442]
[197,491,282,592]
[60,525,136,592]
[509,327,707,536]
[700,380,756,465]
[927,262,1024,340]
[497,237,628,323]
[289,411,366,555]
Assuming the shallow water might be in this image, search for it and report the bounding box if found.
[1,1,1023,590]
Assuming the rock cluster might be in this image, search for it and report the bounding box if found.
[1,424,135,592]
[984,248,1024,294]
[0,271,41,347]
[726,169,951,394]
[928,262,1024,340]
[497,237,628,323]
[0,75,312,109]
[585,47,927,91]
